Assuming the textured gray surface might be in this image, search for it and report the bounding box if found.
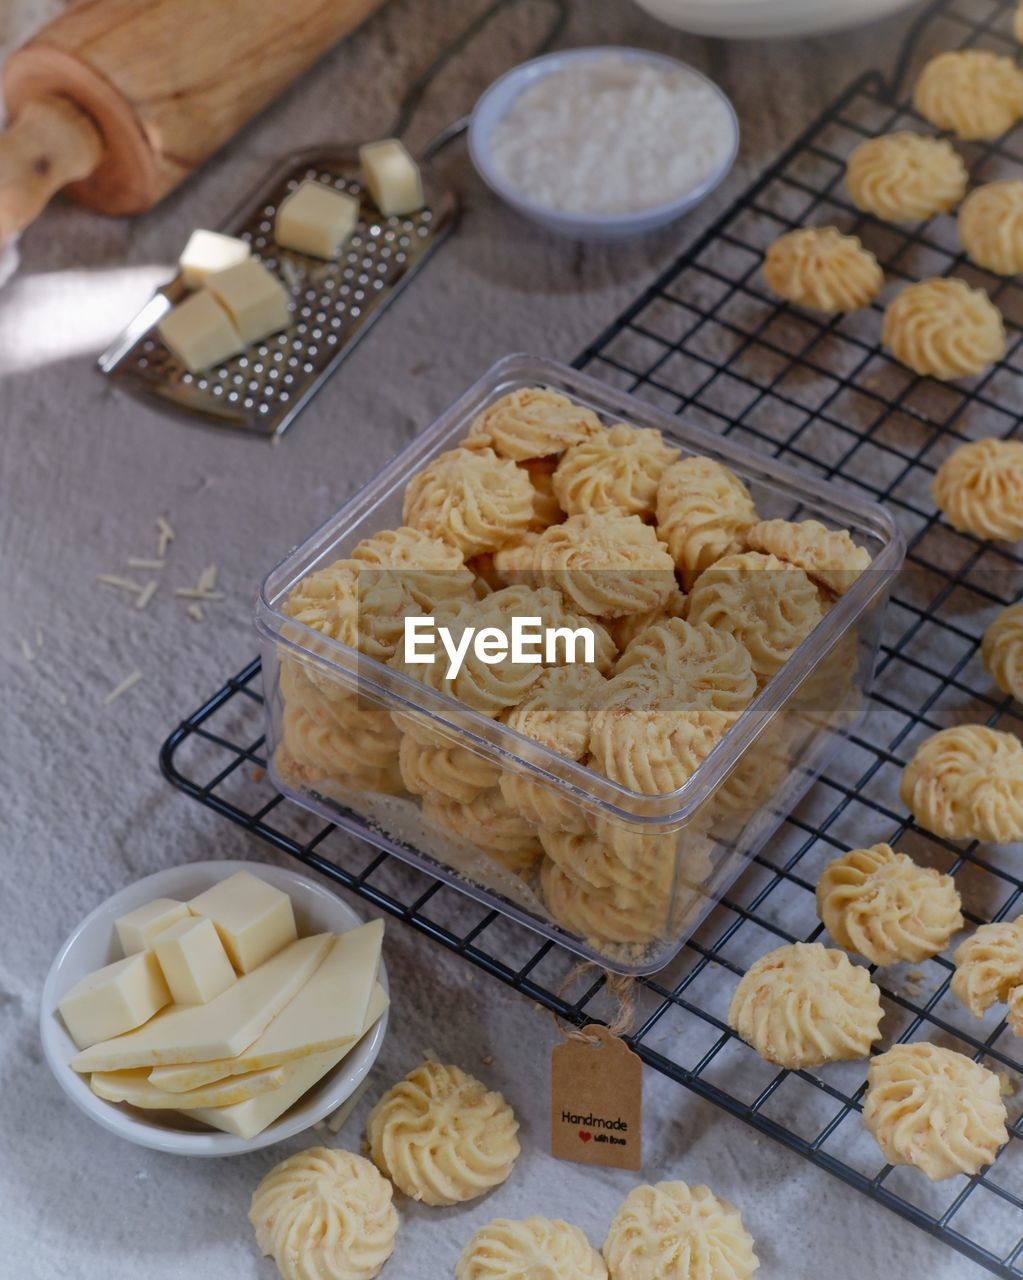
[0,0,991,1275]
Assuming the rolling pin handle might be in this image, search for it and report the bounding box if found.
[0,94,103,242]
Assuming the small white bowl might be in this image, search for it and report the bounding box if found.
[40,860,389,1157]
[468,47,739,242]
[631,0,919,39]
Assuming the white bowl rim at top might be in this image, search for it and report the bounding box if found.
[468,45,740,231]
[39,858,389,1157]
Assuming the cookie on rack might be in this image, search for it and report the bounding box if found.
[900,724,1023,844]
[951,918,1023,1017]
[863,1043,1009,1180]
[882,278,1006,381]
[845,132,968,223]
[685,551,825,686]
[531,512,678,618]
[590,702,727,796]
[983,603,1023,701]
[746,518,871,596]
[466,386,601,460]
[762,227,884,314]
[553,422,680,520]
[914,50,1023,141]
[602,1180,759,1280]
[933,438,1023,541]
[278,700,403,796]
[816,843,963,966]
[403,445,536,556]
[249,1147,398,1280]
[959,180,1023,276]
[456,1217,607,1280]
[656,455,758,590]
[727,941,883,1069]
[366,1060,520,1206]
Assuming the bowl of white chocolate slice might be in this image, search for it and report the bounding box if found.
[41,861,388,1156]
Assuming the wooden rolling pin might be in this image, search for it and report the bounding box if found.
[0,0,387,241]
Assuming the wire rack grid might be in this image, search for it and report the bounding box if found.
[161,1,1023,1272]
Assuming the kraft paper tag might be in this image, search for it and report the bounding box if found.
[551,1024,642,1171]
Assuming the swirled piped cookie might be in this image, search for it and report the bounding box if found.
[959,180,1023,276]
[610,618,756,722]
[398,736,502,804]
[467,386,601,460]
[402,446,535,556]
[845,133,968,223]
[763,227,884,313]
[283,559,418,662]
[951,918,1023,1017]
[746,518,871,596]
[349,525,477,612]
[685,551,824,686]
[279,700,403,796]
[864,1043,1009,1180]
[499,664,606,832]
[553,423,680,519]
[816,844,963,966]
[456,1217,607,1280]
[655,456,758,589]
[914,50,1023,141]
[531,512,677,617]
[933,438,1023,541]
[983,603,1023,701]
[590,704,727,795]
[366,1061,520,1206]
[541,858,671,945]
[900,724,1023,844]
[423,789,542,875]
[249,1147,398,1280]
[727,941,883,1068]
[882,279,1006,381]
[602,1181,759,1280]
[607,588,688,652]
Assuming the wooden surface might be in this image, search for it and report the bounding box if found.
[1,0,386,221]
[1,1,991,1277]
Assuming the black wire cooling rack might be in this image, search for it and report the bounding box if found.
[161,1,1023,1272]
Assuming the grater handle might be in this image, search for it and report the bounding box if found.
[0,95,102,242]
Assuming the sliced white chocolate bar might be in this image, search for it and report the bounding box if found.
[115,898,189,956]
[58,952,170,1049]
[91,1062,291,1109]
[153,915,237,1006]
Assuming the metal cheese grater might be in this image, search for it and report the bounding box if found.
[98,0,567,440]
[99,150,457,437]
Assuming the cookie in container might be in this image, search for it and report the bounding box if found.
[255,355,904,975]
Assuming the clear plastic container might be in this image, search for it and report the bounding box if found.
[256,354,905,974]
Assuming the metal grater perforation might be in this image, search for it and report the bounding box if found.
[99,145,458,437]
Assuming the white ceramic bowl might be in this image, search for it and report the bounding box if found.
[40,860,389,1157]
[468,47,739,242]
[631,0,920,39]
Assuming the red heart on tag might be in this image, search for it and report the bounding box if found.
[579,1130,592,1143]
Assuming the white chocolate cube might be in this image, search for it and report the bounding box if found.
[153,916,238,1005]
[115,898,190,956]
[189,871,297,973]
[157,290,244,374]
[275,180,359,258]
[205,259,291,345]
[58,952,171,1049]
[179,229,251,290]
[359,138,424,217]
